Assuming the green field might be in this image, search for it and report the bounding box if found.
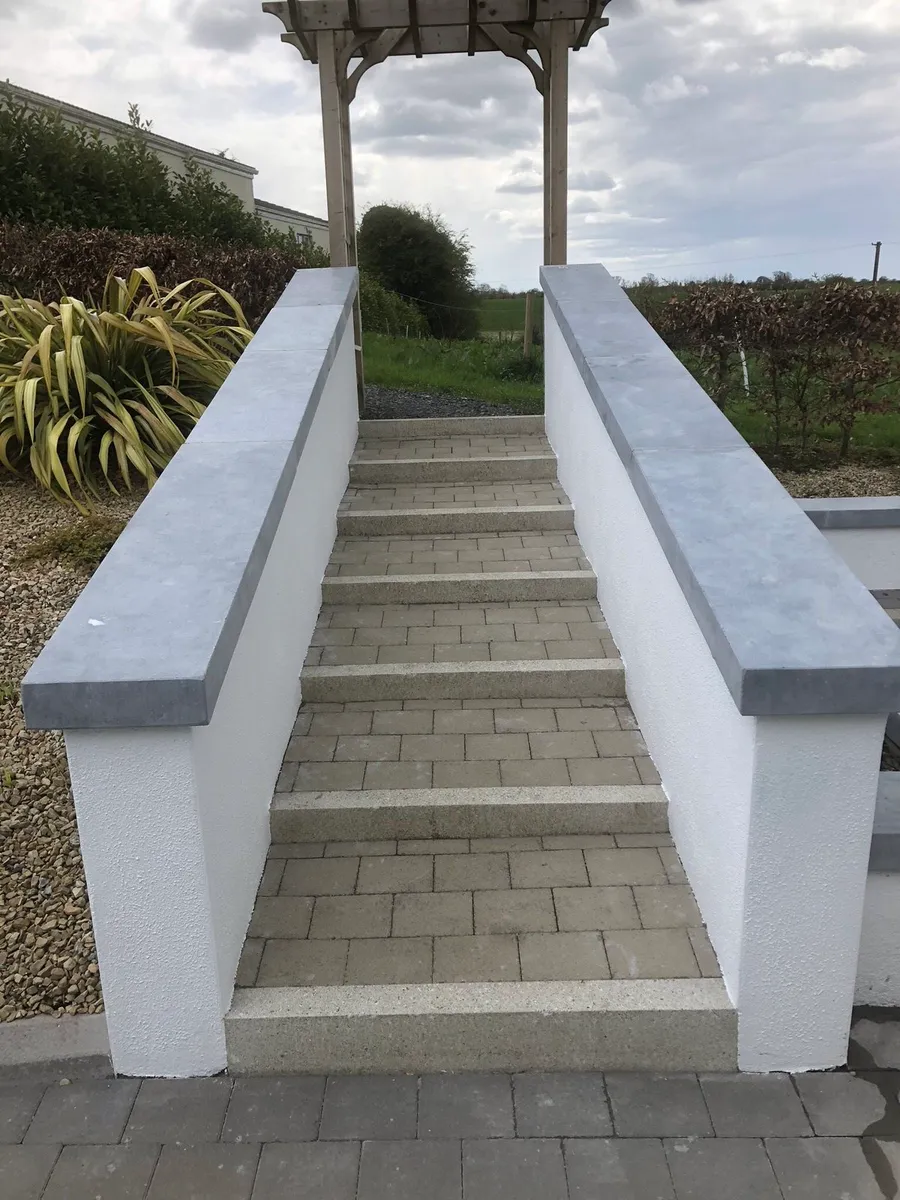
[480,294,544,334]
[362,332,543,410]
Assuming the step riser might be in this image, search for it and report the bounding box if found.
[321,570,597,606]
[337,505,575,537]
[271,785,666,841]
[358,417,545,439]
[301,660,625,702]
[225,982,737,1074]
[349,456,558,484]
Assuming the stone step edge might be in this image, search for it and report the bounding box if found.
[301,658,625,701]
[349,455,558,484]
[337,504,575,536]
[270,784,666,841]
[321,570,597,605]
[224,979,736,1074]
[357,416,545,438]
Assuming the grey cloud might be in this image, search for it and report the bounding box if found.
[354,96,537,157]
[181,0,267,52]
[570,168,616,191]
[497,177,542,193]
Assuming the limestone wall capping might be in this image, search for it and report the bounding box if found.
[541,264,900,717]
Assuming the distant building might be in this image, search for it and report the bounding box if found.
[4,82,328,251]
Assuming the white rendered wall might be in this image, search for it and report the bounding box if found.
[64,321,358,1077]
[544,309,883,1070]
[857,874,900,1005]
[820,527,900,591]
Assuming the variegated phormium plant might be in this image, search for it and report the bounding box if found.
[0,267,253,503]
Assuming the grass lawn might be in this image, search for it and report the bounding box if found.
[481,295,544,334]
[362,332,544,411]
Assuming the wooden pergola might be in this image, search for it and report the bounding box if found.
[262,0,612,269]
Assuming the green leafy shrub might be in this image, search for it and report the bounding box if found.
[359,272,428,337]
[0,267,253,502]
[359,205,479,339]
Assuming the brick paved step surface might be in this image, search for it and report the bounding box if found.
[321,570,598,605]
[340,480,569,511]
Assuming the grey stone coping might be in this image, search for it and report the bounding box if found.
[22,268,358,730]
[541,264,900,717]
[801,497,900,530]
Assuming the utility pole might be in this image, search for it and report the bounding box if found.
[524,292,534,358]
[872,241,882,284]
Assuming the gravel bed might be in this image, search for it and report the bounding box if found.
[0,477,140,1022]
[771,462,900,498]
[363,384,536,420]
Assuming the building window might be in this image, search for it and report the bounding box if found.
[294,230,313,247]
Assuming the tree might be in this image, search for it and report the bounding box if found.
[358,204,479,339]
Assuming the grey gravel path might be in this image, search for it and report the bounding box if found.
[2,1065,900,1198]
[362,384,538,421]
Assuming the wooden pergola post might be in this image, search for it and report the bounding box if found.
[545,19,569,266]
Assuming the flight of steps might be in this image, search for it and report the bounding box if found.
[225,416,736,1073]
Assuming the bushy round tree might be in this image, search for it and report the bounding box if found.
[358,204,479,339]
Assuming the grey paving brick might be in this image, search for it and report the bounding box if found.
[433,934,521,982]
[399,839,469,855]
[319,1075,417,1140]
[123,1078,231,1143]
[605,930,700,978]
[542,835,616,850]
[664,1138,780,1199]
[792,1071,896,1135]
[688,928,720,976]
[556,708,619,731]
[435,853,510,892]
[514,1073,611,1137]
[637,758,662,784]
[568,758,641,785]
[309,711,373,735]
[147,1144,260,1199]
[357,855,433,894]
[530,731,597,759]
[346,937,432,984]
[268,843,325,858]
[42,1145,159,1200]
[293,762,366,791]
[509,850,588,888]
[371,709,434,735]
[465,733,531,760]
[0,1145,61,1200]
[699,1073,812,1137]
[605,1074,713,1137]
[494,708,558,733]
[393,892,473,936]
[358,1140,462,1200]
[0,1084,44,1144]
[369,745,433,771]
[248,897,314,939]
[419,1074,514,1138]
[615,834,673,848]
[501,760,570,786]
[402,734,465,761]
[474,889,556,934]
[325,841,397,857]
[519,931,610,980]
[256,938,349,985]
[470,837,542,853]
[309,894,392,939]
[564,1138,674,1199]
[766,1137,883,1199]
[584,849,668,886]
[434,761,502,787]
[434,709,495,734]
[658,847,687,884]
[25,1079,140,1145]
[280,857,359,896]
[222,1076,325,1143]
[252,1142,359,1200]
[463,1139,567,1200]
[593,731,647,756]
[257,859,285,897]
[634,885,702,929]
[554,886,641,931]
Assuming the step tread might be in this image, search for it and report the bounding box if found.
[357,417,545,439]
[341,483,569,510]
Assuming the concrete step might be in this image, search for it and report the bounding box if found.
[349,455,558,485]
[358,416,545,439]
[271,784,666,841]
[337,504,576,537]
[301,658,625,702]
[321,570,597,606]
[225,979,736,1073]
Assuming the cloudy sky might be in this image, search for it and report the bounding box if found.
[2,0,898,286]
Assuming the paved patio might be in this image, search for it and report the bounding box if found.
[2,1065,900,1198]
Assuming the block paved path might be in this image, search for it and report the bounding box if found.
[2,1065,900,1198]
